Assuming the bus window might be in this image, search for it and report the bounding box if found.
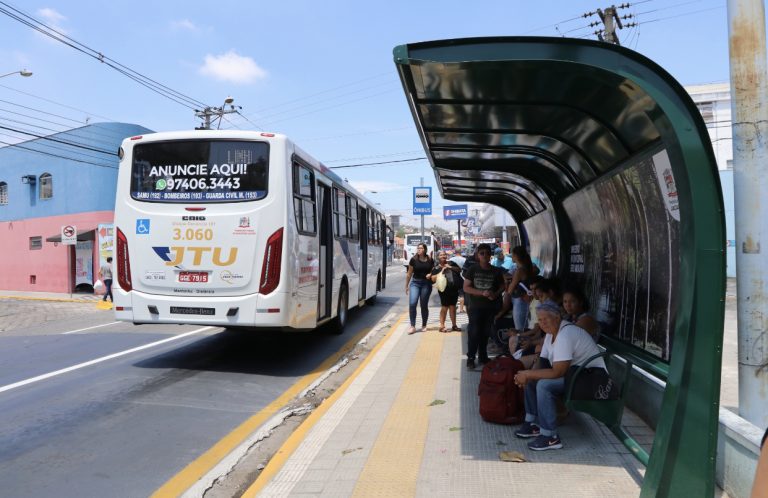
[293,162,316,234]
[348,196,359,240]
[333,188,348,238]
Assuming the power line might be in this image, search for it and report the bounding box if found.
[0,115,121,152]
[329,157,428,169]
[0,130,116,167]
[0,82,115,121]
[0,124,117,155]
[247,71,393,115]
[298,125,413,143]
[0,1,210,111]
[636,5,725,25]
[324,150,426,163]
[0,139,118,169]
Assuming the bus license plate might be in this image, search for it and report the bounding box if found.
[179,271,208,283]
[170,306,215,316]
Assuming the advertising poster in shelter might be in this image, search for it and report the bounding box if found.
[98,224,114,270]
[75,241,93,285]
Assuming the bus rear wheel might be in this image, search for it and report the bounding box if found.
[331,283,348,335]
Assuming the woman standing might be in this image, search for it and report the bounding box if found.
[406,243,434,334]
[430,251,462,333]
[507,246,538,331]
[562,287,600,341]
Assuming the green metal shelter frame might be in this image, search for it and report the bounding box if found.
[393,37,725,497]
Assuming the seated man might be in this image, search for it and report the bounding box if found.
[512,300,608,451]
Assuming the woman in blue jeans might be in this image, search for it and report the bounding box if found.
[405,243,434,334]
[507,246,538,331]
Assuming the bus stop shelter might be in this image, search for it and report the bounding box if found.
[393,37,726,497]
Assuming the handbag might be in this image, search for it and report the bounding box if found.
[435,272,447,292]
[565,365,619,400]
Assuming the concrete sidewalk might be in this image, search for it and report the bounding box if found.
[0,290,103,302]
[244,311,656,498]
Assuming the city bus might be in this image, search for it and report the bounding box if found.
[112,130,387,333]
[403,232,439,264]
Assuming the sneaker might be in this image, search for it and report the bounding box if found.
[528,434,563,451]
[514,422,541,438]
[466,358,476,370]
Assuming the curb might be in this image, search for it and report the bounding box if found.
[0,295,102,303]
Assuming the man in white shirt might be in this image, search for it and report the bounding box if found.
[511,300,606,451]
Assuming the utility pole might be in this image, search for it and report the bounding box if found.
[727,0,768,429]
[194,96,241,130]
[584,4,637,46]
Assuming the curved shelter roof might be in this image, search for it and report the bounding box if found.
[394,37,725,497]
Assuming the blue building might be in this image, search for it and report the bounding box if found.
[0,122,152,293]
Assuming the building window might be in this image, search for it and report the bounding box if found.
[29,236,42,250]
[39,173,53,199]
[0,182,7,205]
[697,102,714,124]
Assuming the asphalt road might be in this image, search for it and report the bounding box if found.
[0,271,408,498]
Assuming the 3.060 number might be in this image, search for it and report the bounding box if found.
[173,228,214,241]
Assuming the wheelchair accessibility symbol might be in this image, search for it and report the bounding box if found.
[136,219,150,235]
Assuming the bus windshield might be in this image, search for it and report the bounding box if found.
[130,140,269,203]
[406,234,428,246]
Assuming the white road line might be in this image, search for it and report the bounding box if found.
[62,321,120,335]
[0,326,215,394]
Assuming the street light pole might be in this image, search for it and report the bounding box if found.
[0,69,33,79]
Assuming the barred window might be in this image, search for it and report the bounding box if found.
[39,173,53,199]
[0,182,7,205]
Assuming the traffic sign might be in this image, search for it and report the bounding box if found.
[61,225,77,245]
[413,186,432,215]
[443,204,468,220]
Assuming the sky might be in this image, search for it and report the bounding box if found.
[0,0,738,228]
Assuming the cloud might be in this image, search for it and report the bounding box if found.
[199,51,267,85]
[171,19,198,31]
[36,7,68,36]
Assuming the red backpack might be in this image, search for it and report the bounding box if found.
[478,356,525,424]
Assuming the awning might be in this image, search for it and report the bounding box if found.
[46,228,97,242]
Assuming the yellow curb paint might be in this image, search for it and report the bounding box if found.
[151,323,379,498]
[241,312,406,498]
[0,295,98,303]
[351,326,445,497]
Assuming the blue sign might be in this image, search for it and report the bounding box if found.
[136,218,151,235]
[413,186,432,215]
[443,204,468,220]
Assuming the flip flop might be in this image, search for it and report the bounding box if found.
[439,326,447,333]
[451,326,461,332]
[408,326,417,335]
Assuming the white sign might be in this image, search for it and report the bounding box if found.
[61,225,77,245]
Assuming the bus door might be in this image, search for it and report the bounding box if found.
[317,184,333,320]
[358,207,369,301]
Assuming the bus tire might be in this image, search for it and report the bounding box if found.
[331,283,348,334]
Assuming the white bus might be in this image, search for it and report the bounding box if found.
[112,130,387,333]
[403,232,440,264]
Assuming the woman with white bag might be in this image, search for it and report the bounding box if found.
[430,251,462,333]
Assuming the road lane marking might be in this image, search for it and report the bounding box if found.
[242,312,406,497]
[152,315,400,498]
[62,321,120,334]
[0,327,215,394]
